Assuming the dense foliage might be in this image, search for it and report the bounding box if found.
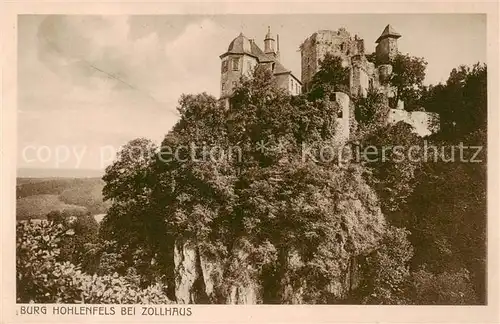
[388,53,428,110]
[17,54,486,305]
[308,53,350,101]
[16,220,171,304]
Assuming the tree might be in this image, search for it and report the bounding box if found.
[406,129,486,303]
[412,268,478,304]
[389,54,427,109]
[16,220,172,304]
[404,64,487,303]
[308,53,350,101]
[360,121,424,224]
[420,63,486,140]
[355,226,414,305]
[100,138,166,289]
[102,138,158,203]
[353,86,390,135]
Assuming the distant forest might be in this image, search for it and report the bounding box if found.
[16,178,110,220]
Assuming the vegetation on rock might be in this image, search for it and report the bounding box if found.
[17,56,486,304]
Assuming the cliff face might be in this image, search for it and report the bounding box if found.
[173,242,260,304]
[171,241,365,304]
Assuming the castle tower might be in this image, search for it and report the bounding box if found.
[375,24,401,64]
[219,33,258,98]
[300,29,358,93]
[264,26,277,57]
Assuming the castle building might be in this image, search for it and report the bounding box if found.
[220,24,439,139]
[375,24,401,64]
[219,27,302,98]
[300,25,400,99]
[298,24,439,138]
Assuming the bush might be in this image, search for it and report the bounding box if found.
[412,268,478,304]
[16,220,172,304]
[356,226,414,304]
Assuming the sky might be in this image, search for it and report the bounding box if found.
[17,14,486,171]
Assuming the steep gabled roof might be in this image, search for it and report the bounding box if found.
[273,61,291,74]
[250,41,274,62]
[248,40,295,77]
[376,24,401,43]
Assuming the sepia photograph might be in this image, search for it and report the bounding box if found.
[8,8,493,312]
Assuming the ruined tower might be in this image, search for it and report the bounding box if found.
[375,24,401,64]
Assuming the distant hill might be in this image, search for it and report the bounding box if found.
[16,177,111,220]
[17,168,105,179]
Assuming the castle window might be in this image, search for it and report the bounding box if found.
[232,58,240,71]
[340,43,345,51]
[232,81,237,89]
[221,60,228,73]
[222,82,226,91]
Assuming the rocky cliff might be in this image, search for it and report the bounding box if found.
[171,241,365,304]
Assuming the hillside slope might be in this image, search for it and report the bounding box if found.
[16,178,111,220]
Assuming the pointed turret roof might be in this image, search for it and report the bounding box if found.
[375,24,401,43]
[265,26,274,41]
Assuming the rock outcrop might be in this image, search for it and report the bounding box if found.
[172,241,366,304]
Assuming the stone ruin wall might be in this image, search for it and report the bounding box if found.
[301,29,362,92]
[334,92,351,142]
[299,28,441,139]
[388,109,440,137]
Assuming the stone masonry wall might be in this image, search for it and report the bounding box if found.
[376,38,398,65]
[276,74,301,96]
[220,54,258,98]
[388,109,440,137]
[301,29,360,92]
[334,92,351,142]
